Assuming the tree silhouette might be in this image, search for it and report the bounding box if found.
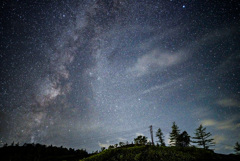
[192,124,215,149]
[101,147,106,151]
[108,145,114,149]
[0,143,88,160]
[177,131,191,147]
[234,142,240,154]
[119,142,125,147]
[156,128,165,146]
[169,122,180,146]
[134,135,148,145]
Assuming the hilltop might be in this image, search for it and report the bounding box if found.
[1,143,240,161]
[82,145,240,161]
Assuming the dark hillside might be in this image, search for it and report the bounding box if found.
[82,145,240,161]
[0,143,88,161]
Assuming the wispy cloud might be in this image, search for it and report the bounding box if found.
[136,132,145,136]
[140,77,186,95]
[217,98,240,107]
[213,135,225,144]
[118,137,127,142]
[224,145,233,150]
[127,49,186,77]
[98,141,110,148]
[201,119,217,126]
[201,117,240,131]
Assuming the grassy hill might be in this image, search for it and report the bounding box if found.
[81,145,240,161]
[1,143,239,161]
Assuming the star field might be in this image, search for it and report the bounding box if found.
[0,0,240,154]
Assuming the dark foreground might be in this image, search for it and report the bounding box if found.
[1,144,240,161]
[82,145,240,161]
[0,143,89,161]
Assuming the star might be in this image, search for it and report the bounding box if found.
[0,0,239,155]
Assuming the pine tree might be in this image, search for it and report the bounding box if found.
[169,122,180,146]
[108,145,114,149]
[119,142,125,147]
[134,135,148,145]
[177,131,191,147]
[156,128,165,146]
[234,142,240,154]
[192,124,215,149]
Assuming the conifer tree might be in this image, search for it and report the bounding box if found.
[192,124,215,149]
[134,135,148,145]
[169,122,180,146]
[119,142,125,147]
[234,142,240,154]
[177,131,191,147]
[156,128,165,146]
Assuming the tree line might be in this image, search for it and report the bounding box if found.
[134,122,215,150]
[106,122,239,154]
[159,122,214,149]
[1,122,240,160]
[0,143,89,161]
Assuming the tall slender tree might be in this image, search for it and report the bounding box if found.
[169,122,180,146]
[156,128,165,146]
[192,124,215,149]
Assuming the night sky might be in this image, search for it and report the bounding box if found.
[0,0,240,154]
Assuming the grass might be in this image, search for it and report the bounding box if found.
[81,145,240,161]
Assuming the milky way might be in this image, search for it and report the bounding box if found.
[0,0,240,154]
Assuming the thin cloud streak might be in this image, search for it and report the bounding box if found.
[201,117,240,131]
[141,77,186,95]
[217,98,240,107]
[127,49,187,77]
